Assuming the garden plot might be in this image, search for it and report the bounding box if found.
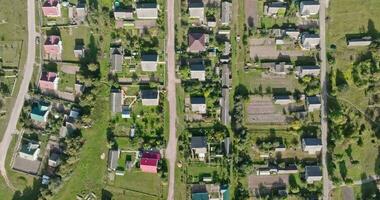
[246,96,287,124]
[248,174,289,195]
[249,38,305,60]
[0,41,22,67]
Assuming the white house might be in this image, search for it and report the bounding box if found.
[191,97,206,114]
[306,96,321,112]
[305,166,322,183]
[300,1,320,16]
[301,33,320,49]
[191,136,207,161]
[136,3,158,19]
[141,54,159,72]
[347,38,372,47]
[188,0,204,20]
[302,138,322,154]
[265,2,287,16]
[273,95,294,105]
[190,63,206,81]
[19,142,40,161]
[141,90,159,106]
[296,65,320,77]
[221,2,232,26]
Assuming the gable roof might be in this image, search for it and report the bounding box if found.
[191,136,207,149]
[190,97,205,104]
[110,47,123,72]
[306,96,321,105]
[110,90,122,113]
[43,0,59,7]
[303,138,322,146]
[221,2,232,25]
[140,151,161,167]
[45,35,61,45]
[141,90,159,99]
[192,184,209,200]
[305,166,322,177]
[31,102,50,122]
[136,3,158,19]
[189,33,206,52]
[190,63,205,71]
[108,149,119,170]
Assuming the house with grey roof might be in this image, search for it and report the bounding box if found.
[190,63,206,81]
[141,90,159,106]
[141,54,159,72]
[108,149,120,171]
[110,47,124,72]
[300,1,320,16]
[264,2,287,17]
[19,142,40,161]
[269,62,292,75]
[273,95,294,105]
[305,166,322,183]
[306,96,321,112]
[114,7,133,20]
[191,136,207,161]
[285,29,300,40]
[188,0,204,21]
[48,151,61,167]
[136,3,158,19]
[296,65,320,77]
[302,138,322,154]
[191,96,206,114]
[347,37,372,47]
[221,2,232,26]
[301,33,320,49]
[110,90,123,113]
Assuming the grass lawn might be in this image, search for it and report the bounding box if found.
[58,71,76,92]
[0,0,28,140]
[54,78,110,199]
[60,26,91,61]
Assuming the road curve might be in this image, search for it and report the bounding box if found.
[0,0,36,189]
[165,0,177,198]
[319,0,332,199]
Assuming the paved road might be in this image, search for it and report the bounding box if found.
[319,0,332,199]
[165,0,177,198]
[0,0,36,189]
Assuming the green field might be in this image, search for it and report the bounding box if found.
[58,71,76,92]
[60,26,91,61]
[327,0,380,183]
[0,41,22,67]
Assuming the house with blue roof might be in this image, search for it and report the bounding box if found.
[31,102,50,123]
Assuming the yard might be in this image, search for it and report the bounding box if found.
[59,26,91,61]
[327,0,380,184]
[58,71,76,92]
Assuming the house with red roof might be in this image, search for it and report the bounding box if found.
[42,0,61,17]
[44,35,63,60]
[140,151,160,173]
[188,32,206,53]
[39,72,59,92]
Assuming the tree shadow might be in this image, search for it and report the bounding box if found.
[360,173,379,199]
[12,178,41,200]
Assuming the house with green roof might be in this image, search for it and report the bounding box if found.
[19,141,40,161]
[31,102,50,123]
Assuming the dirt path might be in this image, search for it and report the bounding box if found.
[165,0,177,198]
[0,0,36,190]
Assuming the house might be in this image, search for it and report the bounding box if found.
[296,65,320,77]
[110,89,123,113]
[347,37,372,47]
[141,90,159,106]
[192,184,209,200]
[278,164,298,174]
[39,71,59,92]
[285,29,300,40]
[136,3,158,19]
[302,138,322,154]
[273,95,294,105]
[48,152,60,167]
[188,0,204,21]
[188,32,206,53]
[42,0,61,17]
[110,47,124,72]
[221,2,232,26]
[301,33,320,49]
[19,142,40,161]
[191,97,207,114]
[300,1,320,16]
[265,2,287,17]
[44,35,62,60]
[140,151,161,173]
[73,44,85,58]
[306,96,321,112]
[114,7,134,20]
[191,136,207,161]
[269,62,292,75]
[141,54,159,72]
[121,106,131,119]
[305,166,322,183]
[31,102,50,123]
[108,149,120,171]
[190,63,206,81]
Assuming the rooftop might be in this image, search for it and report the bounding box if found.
[305,166,322,177]
[191,136,207,149]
